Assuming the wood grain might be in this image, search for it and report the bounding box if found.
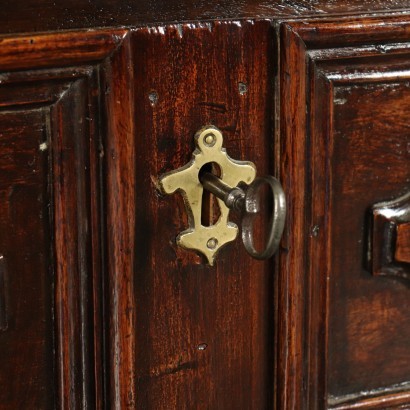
[276,20,308,410]
[331,386,410,410]
[0,30,126,71]
[1,4,410,409]
[102,32,137,409]
[102,20,276,409]
[280,15,410,410]
[0,29,126,409]
[2,0,410,35]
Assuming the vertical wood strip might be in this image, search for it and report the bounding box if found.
[102,32,137,408]
[52,77,96,409]
[277,22,309,409]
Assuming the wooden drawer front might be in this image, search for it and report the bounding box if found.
[106,21,276,409]
[280,16,410,410]
[0,109,55,408]
[0,30,126,409]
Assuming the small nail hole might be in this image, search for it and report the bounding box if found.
[149,91,159,106]
[238,82,248,95]
[311,225,320,237]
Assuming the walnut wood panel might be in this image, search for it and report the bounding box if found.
[102,20,277,409]
[279,16,410,410]
[0,108,56,409]
[0,29,127,409]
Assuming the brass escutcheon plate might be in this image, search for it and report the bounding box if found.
[159,126,256,265]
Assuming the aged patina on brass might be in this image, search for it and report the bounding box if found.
[159,126,287,265]
[159,126,256,265]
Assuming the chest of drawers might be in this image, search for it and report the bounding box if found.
[0,1,409,408]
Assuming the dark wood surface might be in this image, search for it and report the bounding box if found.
[2,0,410,35]
[280,15,410,410]
[0,109,55,408]
[1,3,410,410]
[105,20,276,409]
[0,30,127,409]
[0,21,281,409]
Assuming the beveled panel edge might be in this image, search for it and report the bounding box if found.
[0,29,128,71]
[0,30,133,408]
[329,382,410,409]
[278,15,410,409]
[0,53,126,408]
[99,33,137,408]
[50,76,98,409]
[281,14,410,47]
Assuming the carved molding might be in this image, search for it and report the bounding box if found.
[279,15,410,409]
[0,28,129,408]
[329,382,410,410]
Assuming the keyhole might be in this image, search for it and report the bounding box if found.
[199,162,221,226]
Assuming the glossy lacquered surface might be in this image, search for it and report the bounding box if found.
[0,29,126,408]
[125,21,276,409]
[279,15,410,409]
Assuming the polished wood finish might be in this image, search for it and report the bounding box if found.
[1,2,410,410]
[0,30,126,408]
[0,110,56,408]
[3,0,410,35]
[279,15,410,409]
[120,21,275,409]
[102,33,137,409]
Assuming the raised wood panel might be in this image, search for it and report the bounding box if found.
[280,16,410,410]
[103,20,277,408]
[0,30,127,409]
[0,78,97,409]
[0,109,55,408]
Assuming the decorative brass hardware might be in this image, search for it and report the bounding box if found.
[159,126,286,265]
